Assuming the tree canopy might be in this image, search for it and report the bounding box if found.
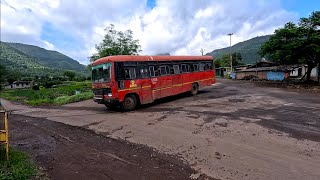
[214,52,244,68]
[91,24,142,61]
[0,64,7,83]
[63,71,76,81]
[260,11,320,81]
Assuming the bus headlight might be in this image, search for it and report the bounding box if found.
[107,93,112,97]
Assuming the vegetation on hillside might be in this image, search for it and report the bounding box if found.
[0,81,93,106]
[7,42,86,73]
[91,24,141,61]
[0,42,56,77]
[260,11,320,81]
[214,52,244,68]
[0,42,90,84]
[207,35,270,64]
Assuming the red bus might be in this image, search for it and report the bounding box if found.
[91,55,215,111]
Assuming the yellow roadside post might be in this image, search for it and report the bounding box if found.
[0,110,9,160]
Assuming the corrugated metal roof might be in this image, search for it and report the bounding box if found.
[237,66,292,72]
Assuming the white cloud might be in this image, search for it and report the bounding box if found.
[1,0,298,65]
[43,41,55,50]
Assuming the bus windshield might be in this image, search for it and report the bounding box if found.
[92,63,112,82]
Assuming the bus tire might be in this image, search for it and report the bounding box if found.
[121,94,137,111]
[191,83,199,95]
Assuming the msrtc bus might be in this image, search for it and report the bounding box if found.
[91,55,215,111]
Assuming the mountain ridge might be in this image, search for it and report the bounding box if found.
[6,42,86,72]
[206,35,271,64]
[0,41,87,77]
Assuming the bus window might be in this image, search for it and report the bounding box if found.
[199,63,205,71]
[166,66,170,75]
[186,65,190,72]
[204,63,210,70]
[181,64,186,73]
[92,63,111,82]
[140,68,149,78]
[124,68,136,79]
[193,64,199,72]
[160,66,167,75]
[173,65,180,74]
[149,66,155,77]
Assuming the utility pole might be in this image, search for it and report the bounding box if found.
[227,33,233,73]
[200,48,205,56]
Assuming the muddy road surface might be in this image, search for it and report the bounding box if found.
[8,115,208,180]
[2,79,320,180]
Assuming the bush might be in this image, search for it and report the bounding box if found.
[0,146,37,179]
[53,92,93,105]
[0,81,93,106]
[32,84,40,90]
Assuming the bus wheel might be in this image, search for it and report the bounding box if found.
[191,83,199,95]
[121,95,137,111]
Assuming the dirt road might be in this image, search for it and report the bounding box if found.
[2,79,320,180]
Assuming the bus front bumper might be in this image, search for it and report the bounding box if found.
[93,96,119,105]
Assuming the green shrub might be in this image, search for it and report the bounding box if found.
[53,92,93,105]
[0,146,37,180]
[0,81,92,106]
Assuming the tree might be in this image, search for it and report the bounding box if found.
[63,71,76,81]
[91,24,142,61]
[214,52,244,68]
[260,11,320,81]
[0,64,6,83]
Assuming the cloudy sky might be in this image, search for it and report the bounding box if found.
[1,0,319,65]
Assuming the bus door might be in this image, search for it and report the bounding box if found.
[159,65,173,98]
[172,64,182,95]
[138,66,153,104]
[149,65,161,100]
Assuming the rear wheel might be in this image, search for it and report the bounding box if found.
[121,95,137,111]
[191,83,199,95]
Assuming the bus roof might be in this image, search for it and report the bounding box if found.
[92,55,213,66]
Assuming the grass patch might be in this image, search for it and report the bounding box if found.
[0,81,93,106]
[0,146,37,180]
[53,92,93,105]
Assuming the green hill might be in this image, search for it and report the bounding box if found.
[0,42,59,76]
[7,42,86,72]
[0,41,87,77]
[206,35,271,64]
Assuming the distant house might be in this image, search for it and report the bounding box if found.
[236,61,319,81]
[5,81,33,89]
[289,65,319,81]
[236,66,291,81]
[215,67,231,78]
[235,61,290,81]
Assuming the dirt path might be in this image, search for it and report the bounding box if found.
[2,79,320,180]
[8,114,209,180]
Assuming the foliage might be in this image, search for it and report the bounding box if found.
[92,24,141,61]
[207,35,270,64]
[260,11,320,81]
[63,71,76,81]
[0,81,92,106]
[7,42,87,73]
[32,84,40,90]
[0,64,6,83]
[214,52,244,68]
[53,92,93,105]
[0,146,37,180]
